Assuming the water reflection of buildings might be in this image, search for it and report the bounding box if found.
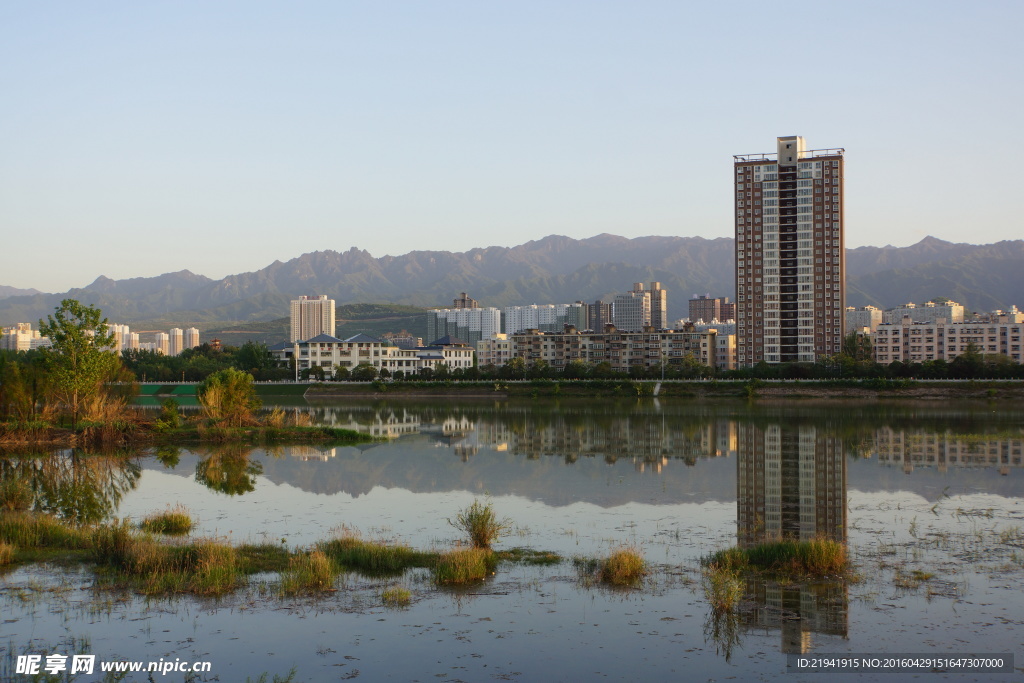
[485,419,737,469]
[873,428,1024,475]
[285,446,337,462]
[737,424,846,547]
[736,424,848,653]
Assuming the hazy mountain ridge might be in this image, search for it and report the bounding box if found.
[2,235,1022,328]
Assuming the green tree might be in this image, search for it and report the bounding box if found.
[197,368,260,427]
[38,299,120,427]
[234,341,274,373]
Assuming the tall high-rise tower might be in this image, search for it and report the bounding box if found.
[733,136,845,365]
[290,295,336,342]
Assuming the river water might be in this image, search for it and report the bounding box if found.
[2,398,1022,681]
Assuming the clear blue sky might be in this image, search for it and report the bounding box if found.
[2,1,1021,292]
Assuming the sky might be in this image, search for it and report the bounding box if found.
[2,1,1021,293]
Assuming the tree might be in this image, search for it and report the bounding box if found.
[38,299,120,427]
[234,341,274,373]
[197,368,260,427]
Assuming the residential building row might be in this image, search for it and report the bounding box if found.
[1,322,199,356]
[871,314,1024,364]
[478,324,734,372]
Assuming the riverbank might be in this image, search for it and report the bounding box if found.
[302,378,1024,401]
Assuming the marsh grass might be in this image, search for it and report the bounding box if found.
[706,538,848,577]
[0,511,91,550]
[139,504,195,535]
[496,547,562,565]
[91,523,240,595]
[0,540,14,565]
[239,542,293,573]
[448,498,511,550]
[318,529,434,577]
[433,547,496,585]
[597,546,647,587]
[381,584,412,607]
[280,549,337,595]
[702,563,744,611]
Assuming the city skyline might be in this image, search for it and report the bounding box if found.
[2,3,1020,292]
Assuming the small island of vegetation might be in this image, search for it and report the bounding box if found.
[0,300,372,449]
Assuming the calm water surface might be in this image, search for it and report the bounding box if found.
[2,398,1023,681]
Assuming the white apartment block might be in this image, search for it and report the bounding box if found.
[873,316,1024,364]
[612,283,654,332]
[845,305,882,333]
[184,327,200,349]
[882,300,964,325]
[169,328,184,356]
[503,303,587,335]
[0,323,50,351]
[291,295,336,342]
[426,307,501,346]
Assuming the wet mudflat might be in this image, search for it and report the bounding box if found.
[2,399,1023,681]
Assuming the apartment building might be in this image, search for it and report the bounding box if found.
[504,303,587,334]
[873,316,1024,364]
[426,307,501,346]
[290,295,336,342]
[882,300,964,325]
[844,305,883,333]
[508,325,723,372]
[734,136,845,365]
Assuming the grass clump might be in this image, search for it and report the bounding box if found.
[433,547,496,585]
[381,584,412,607]
[280,549,337,595]
[318,528,433,577]
[239,542,293,573]
[598,546,647,587]
[702,563,744,611]
[0,540,14,565]
[448,498,512,550]
[139,504,195,535]
[496,547,562,565]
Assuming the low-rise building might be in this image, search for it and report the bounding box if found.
[882,300,964,325]
[273,334,476,377]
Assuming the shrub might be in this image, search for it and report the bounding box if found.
[597,546,647,587]
[139,504,194,535]
[197,368,260,427]
[433,547,496,585]
[448,499,511,550]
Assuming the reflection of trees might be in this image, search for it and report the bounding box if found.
[194,445,262,495]
[0,450,142,524]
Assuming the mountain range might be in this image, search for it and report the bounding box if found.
[2,234,1022,333]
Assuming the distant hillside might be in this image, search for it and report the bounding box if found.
[0,285,43,300]
[1,235,1021,332]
